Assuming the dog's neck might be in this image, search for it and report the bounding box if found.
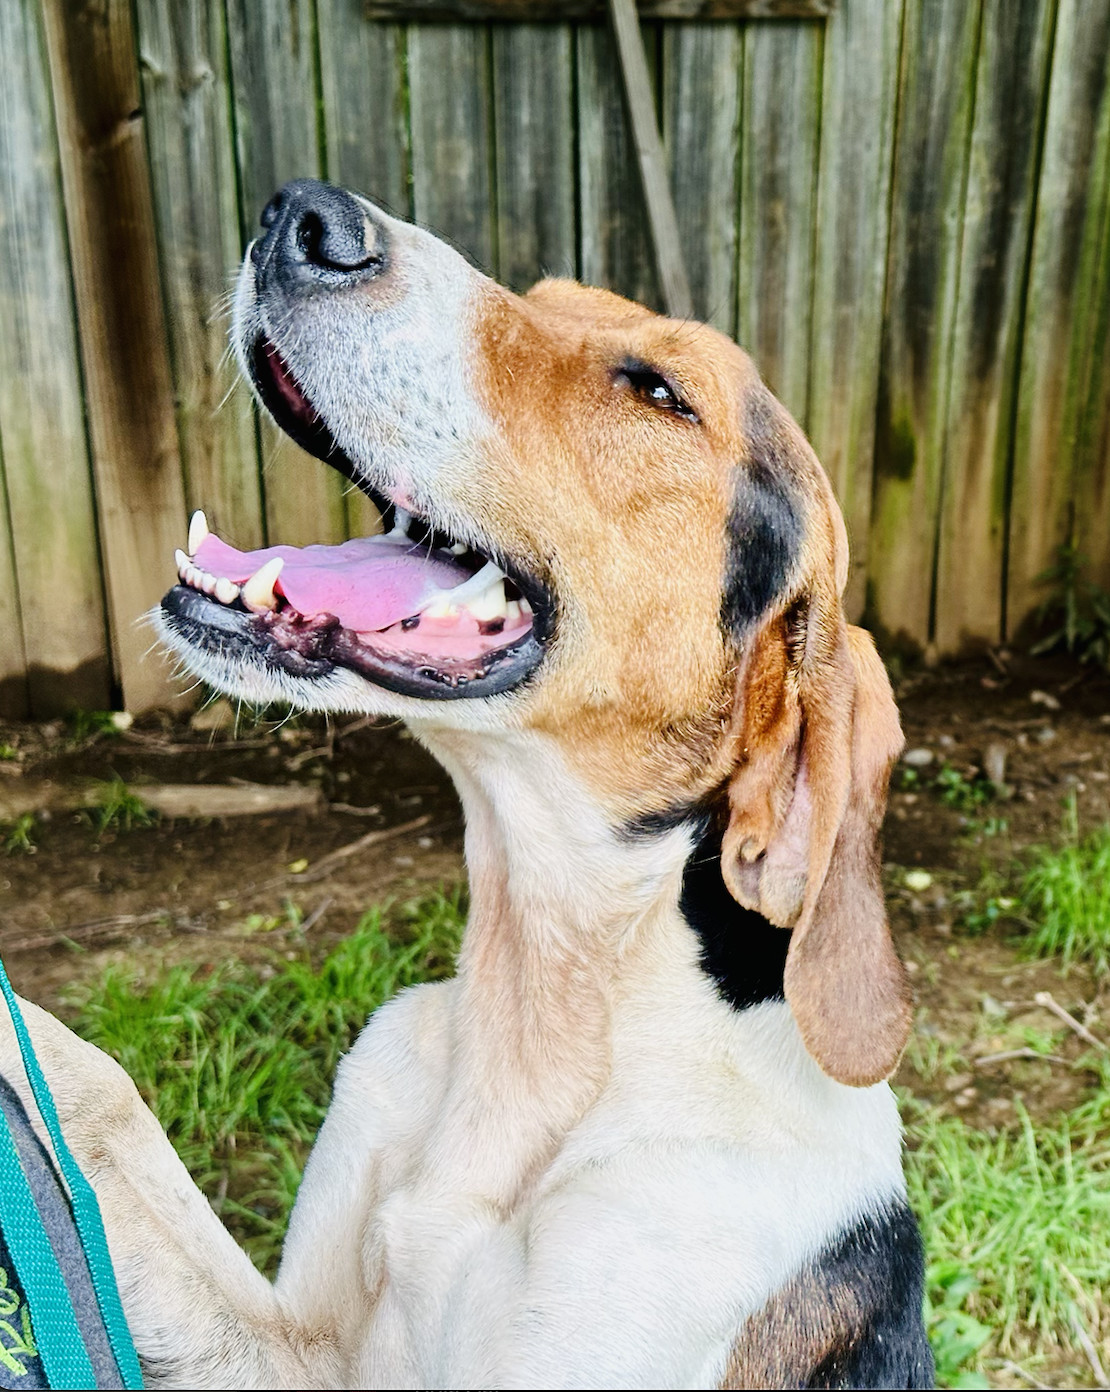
[414,725,694,1197]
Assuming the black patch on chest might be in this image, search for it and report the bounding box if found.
[724,388,805,635]
[804,1201,934,1390]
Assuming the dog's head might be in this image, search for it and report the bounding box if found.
[158,180,910,1086]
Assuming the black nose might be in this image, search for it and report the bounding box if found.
[251,179,385,293]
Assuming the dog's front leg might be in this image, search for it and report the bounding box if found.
[0,997,338,1389]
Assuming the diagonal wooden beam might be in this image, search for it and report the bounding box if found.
[607,0,694,318]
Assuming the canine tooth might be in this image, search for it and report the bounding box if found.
[448,542,468,556]
[504,600,521,626]
[242,556,284,613]
[214,577,240,605]
[188,510,209,556]
[421,596,460,620]
[175,548,190,577]
[390,507,413,538]
[463,578,507,622]
[518,596,533,616]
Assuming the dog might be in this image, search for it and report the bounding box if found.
[1,180,933,1389]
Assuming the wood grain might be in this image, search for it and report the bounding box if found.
[365,2,833,17]
[0,438,28,716]
[493,23,578,291]
[1008,0,1110,632]
[135,0,264,554]
[933,0,1057,652]
[662,20,742,333]
[225,0,348,551]
[866,0,982,651]
[608,0,693,318]
[577,19,662,309]
[41,0,188,713]
[806,0,903,621]
[409,24,496,273]
[736,18,823,425]
[0,0,110,714]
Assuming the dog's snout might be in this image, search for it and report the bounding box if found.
[251,178,385,293]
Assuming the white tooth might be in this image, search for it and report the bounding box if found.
[448,542,468,556]
[463,578,507,622]
[201,571,216,595]
[389,507,413,538]
[421,597,459,620]
[504,600,521,627]
[175,548,190,577]
[447,561,506,603]
[518,595,533,616]
[215,577,240,605]
[242,556,284,613]
[188,510,209,556]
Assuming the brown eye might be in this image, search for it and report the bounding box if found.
[614,358,699,423]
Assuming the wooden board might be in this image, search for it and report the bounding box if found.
[806,0,902,621]
[577,19,662,309]
[0,0,111,715]
[932,0,1057,652]
[493,23,578,291]
[736,19,822,425]
[1008,0,1110,633]
[661,21,742,333]
[135,0,264,553]
[225,0,348,552]
[41,0,188,714]
[315,0,411,538]
[866,0,982,652]
[0,439,28,717]
[365,2,834,17]
[409,24,497,274]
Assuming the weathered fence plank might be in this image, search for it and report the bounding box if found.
[0,443,28,717]
[933,0,1057,653]
[0,0,110,714]
[316,0,411,538]
[365,2,834,16]
[1008,0,1110,632]
[492,23,578,290]
[867,0,982,651]
[578,20,662,309]
[807,0,902,620]
[662,20,742,333]
[409,24,496,273]
[136,0,264,554]
[41,0,188,713]
[736,19,822,426]
[225,0,349,552]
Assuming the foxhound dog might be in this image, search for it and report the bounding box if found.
[2,181,933,1389]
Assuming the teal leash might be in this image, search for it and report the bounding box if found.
[0,962,143,1389]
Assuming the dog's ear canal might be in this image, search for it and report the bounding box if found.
[719,388,911,1089]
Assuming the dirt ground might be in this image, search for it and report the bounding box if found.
[1,651,1108,1121]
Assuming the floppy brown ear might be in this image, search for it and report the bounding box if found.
[721,607,911,1088]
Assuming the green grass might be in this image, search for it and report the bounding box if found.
[64,891,464,1271]
[905,1078,1110,1386]
[2,812,36,855]
[87,780,156,834]
[1020,807,1110,974]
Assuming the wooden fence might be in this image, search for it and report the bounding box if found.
[1,0,1108,715]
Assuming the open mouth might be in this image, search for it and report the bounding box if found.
[159,337,552,701]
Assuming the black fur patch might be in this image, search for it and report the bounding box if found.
[680,819,789,1009]
[723,389,804,635]
[804,1201,934,1390]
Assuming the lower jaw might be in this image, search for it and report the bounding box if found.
[160,585,547,702]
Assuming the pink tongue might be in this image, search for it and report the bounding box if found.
[194,531,473,633]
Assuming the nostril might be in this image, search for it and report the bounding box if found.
[294,208,381,274]
[296,211,324,263]
[260,191,283,230]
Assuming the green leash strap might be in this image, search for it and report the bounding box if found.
[0,965,143,1389]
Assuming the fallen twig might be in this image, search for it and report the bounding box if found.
[261,814,433,888]
[1068,1308,1108,1387]
[997,1360,1053,1390]
[299,897,333,934]
[4,910,174,954]
[975,1047,1067,1066]
[1034,991,1107,1052]
[329,802,383,818]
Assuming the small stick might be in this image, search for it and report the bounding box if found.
[975,1048,1066,1066]
[997,1361,1053,1390]
[1069,1310,1108,1387]
[1033,991,1108,1051]
[299,897,333,934]
[264,814,433,888]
